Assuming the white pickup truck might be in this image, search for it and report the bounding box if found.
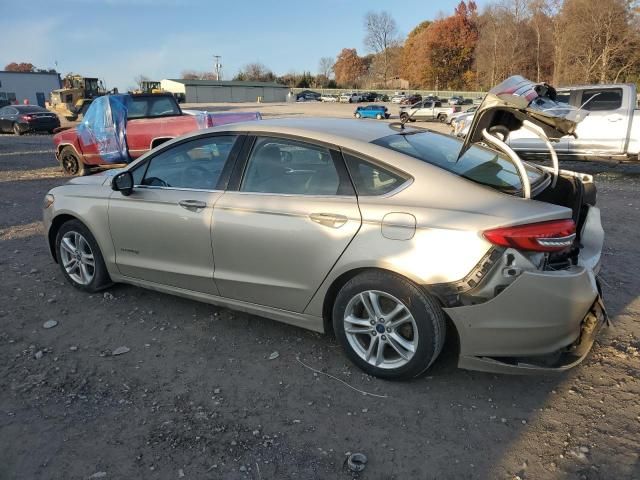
[508,83,639,161]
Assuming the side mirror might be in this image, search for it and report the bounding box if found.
[112,171,134,196]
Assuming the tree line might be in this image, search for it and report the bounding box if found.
[192,0,639,90]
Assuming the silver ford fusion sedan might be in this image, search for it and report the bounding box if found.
[43,77,606,379]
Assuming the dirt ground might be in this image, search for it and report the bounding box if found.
[0,105,639,480]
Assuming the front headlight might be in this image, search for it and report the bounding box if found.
[43,193,54,209]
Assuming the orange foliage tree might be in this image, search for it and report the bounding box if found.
[333,48,367,88]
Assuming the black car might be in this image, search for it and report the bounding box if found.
[360,92,378,102]
[0,105,61,135]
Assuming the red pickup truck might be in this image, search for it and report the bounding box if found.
[53,93,260,175]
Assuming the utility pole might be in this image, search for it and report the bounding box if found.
[213,55,222,81]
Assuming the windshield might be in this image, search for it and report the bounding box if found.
[372,131,544,193]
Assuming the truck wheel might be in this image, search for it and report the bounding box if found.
[400,113,409,122]
[60,146,85,176]
[438,114,446,123]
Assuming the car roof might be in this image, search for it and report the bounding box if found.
[14,105,47,112]
[206,117,416,145]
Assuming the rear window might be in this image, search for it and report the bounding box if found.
[127,96,180,119]
[372,131,544,193]
[579,89,622,111]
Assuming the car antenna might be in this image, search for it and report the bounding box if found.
[388,99,421,132]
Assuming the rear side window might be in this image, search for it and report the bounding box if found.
[580,89,622,111]
[344,153,408,196]
[372,131,544,193]
[241,137,349,196]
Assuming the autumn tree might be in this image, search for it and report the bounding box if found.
[333,48,367,87]
[364,11,400,85]
[4,62,35,72]
[402,21,432,87]
[555,0,640,84]
[421,1,479,89]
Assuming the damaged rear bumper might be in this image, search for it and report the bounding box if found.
[444,266,606,374]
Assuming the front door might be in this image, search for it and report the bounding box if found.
[212,136,361,312]
[570,87,629,156]
[109,134,241,294]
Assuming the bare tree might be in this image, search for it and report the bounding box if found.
[364,11,399,85]
[134,74,150,89]
[318,57,334,79]
[233,62,276,82]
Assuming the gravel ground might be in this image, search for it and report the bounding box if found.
[0,109,639,480]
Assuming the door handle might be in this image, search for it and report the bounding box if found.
[178,199,206,211]
[607,115,623,122]
[309,213,348,228]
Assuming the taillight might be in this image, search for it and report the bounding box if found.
[483,219,576,252]
[21,114,33,121]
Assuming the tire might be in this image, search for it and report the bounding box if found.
[59,146,85,176]
[332,270,446,380]
[438,114,446,123]
[376,114,383,120]
[400,113,409,122]
[13,123,23,136]
[55,219,112,293]
[355,112,361,119]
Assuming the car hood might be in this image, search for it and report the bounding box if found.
[66,169,121,187]
[461,75,588,153]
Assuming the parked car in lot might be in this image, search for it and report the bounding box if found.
[296,90,321,102]
[53,93,260,175]
[451,110,475,137]
[399,100,461,122]
[448,96,464,105]
[448,105,478,125]
[359,92,378,102]
[505,81,640,161]
[0,105,60,135]
[391,93,406,104]
[340,92,362,103]
[400,94,423,105]
[44,76,606,378]
[354,105,390,120]
[375,93,390,102]
[320,94,338,102]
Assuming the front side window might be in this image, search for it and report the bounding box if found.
[344,153,408,196]
[373,131,545,194]
[138,135,237,190]
[580,89,622,111]
[241,137,342,195]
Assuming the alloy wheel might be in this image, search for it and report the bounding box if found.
[343,290,418,370]
[61,152,79,175]
[59,231,95,285]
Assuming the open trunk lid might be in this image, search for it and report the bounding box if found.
[461,75,588,156]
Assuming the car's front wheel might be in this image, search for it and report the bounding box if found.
[333,270,446,380]
[59,146,85,176]
[55,219,112,292]
[355,112,361,119]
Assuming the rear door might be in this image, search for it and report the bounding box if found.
[570,87,629,155]
[109,134,242,294]
[212,135,361,312]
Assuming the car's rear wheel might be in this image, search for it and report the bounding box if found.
[376,114,383,120]
[355,112,361,119]
[13,123,23,136]
[55,219,111,292]
[332,270,446,380]
[438,114,446,123]
[400,113,409,122]
[59,146,85,176]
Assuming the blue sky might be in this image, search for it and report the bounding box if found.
[3,0,487,90]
